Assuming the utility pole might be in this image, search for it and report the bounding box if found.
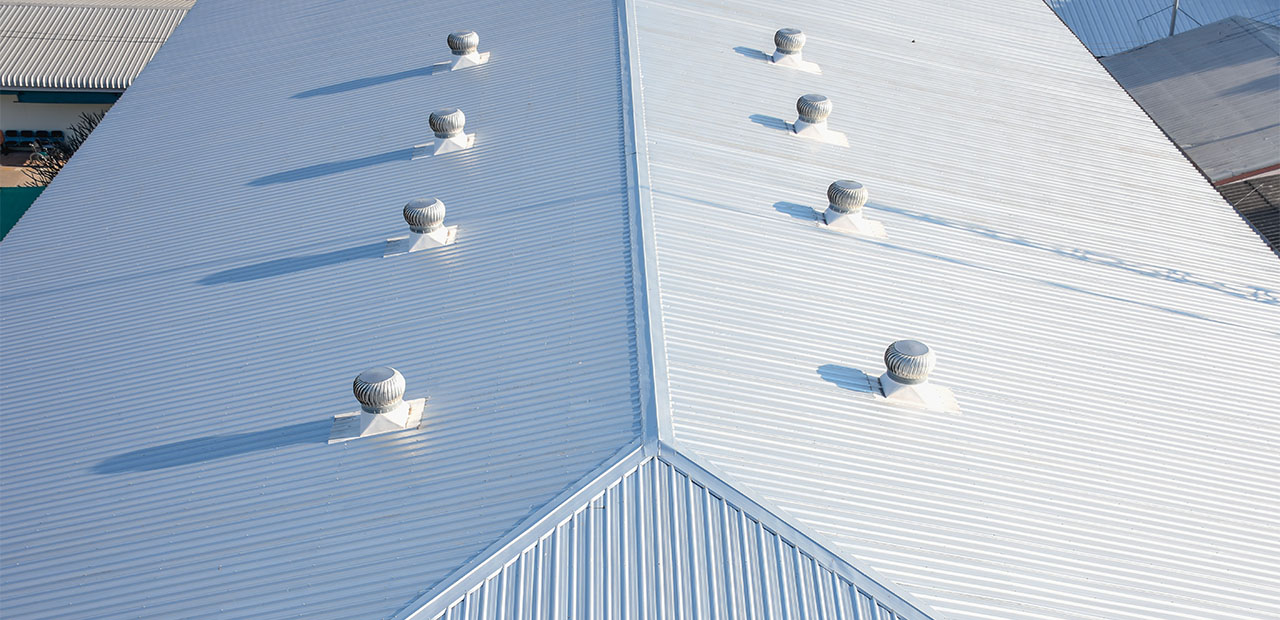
[1169,0,1180,36]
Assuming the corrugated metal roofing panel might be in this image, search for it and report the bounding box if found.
[630,0,1280,619]
[1045,0,1280,56]
[1100,17,1280,183]
[6,0,1280,616]
[425,454,932,620]
[0,2,189,90]
[0,0,643,617]
[2,0,193,6]
[1219,175,1280,255]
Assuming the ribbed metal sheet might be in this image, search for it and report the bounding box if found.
[0,2,190,90]
[1045,0,1279,56]
[7,0,1280,617]
[631,1,1280,619]
[2,0,192,5]
[0,0,642,618]
[429,455,926,620]
[1100,17,1280,183]
[1219,176,1280,255]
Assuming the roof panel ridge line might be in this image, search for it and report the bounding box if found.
[616,0,673,452]
[655,439,946,620]
[393,439,648,620]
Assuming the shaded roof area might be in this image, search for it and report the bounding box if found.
[1100,16,1280,183]
[0,0,191,91]
[1219,175,1280,255]
[0,0,644,617]
[1045,0,1280,56]
[632,0,1280,618]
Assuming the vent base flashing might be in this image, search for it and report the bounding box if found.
[449,52,490,71]
[791,120,848,146]
[771,51,820,73]
[878,374,959,413]
[823,209,886,237]
[385,226,458,256]
[329,397,426,443]
[413,134,475,159]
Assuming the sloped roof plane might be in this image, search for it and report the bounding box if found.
[632,0,1280,618]
[1,0,647,617]
[2,0,1279,619]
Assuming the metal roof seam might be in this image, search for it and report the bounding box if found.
[399,1,947,614]
[616,0,674,449]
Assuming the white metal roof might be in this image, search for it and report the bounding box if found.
[1100,16,1280,183]
[2,0,1279,618]
[0,1,190,91]
[1045,0,1279,56]
[631,0,1280,618]
[0,0,646,617]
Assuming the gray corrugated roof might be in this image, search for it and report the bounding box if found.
[0,0,644,617]
[0,1,190,90]
[1045,0,1280,57]
[3,0,1280,618]
[1100,16,1280,183]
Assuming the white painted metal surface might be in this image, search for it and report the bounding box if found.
[1101,16,1280,183]
[0,1,191,90]
[0,0,643,617]
[4,0,1280,618]
[1045,0,1279,56]
[629,0,1280,619]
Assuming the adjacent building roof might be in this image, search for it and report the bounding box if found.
[2,0,1278,619]
[1045,0,1279,56]
[0,0,192,91]
[1099,16,1280,254]
[1100,16,1280,184]
[1219,175,1280,253]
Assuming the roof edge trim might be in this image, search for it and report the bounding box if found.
[616,0,673,448]
[393,438,647,620]
[1214,163,1280,187]
[656,440,943,620]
